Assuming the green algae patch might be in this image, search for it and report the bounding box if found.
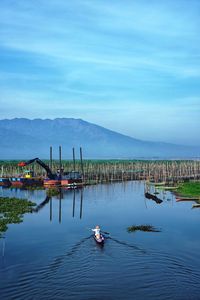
[0,197,36,236]
[127,225,161,233]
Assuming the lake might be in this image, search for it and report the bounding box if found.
[0,181,200,300]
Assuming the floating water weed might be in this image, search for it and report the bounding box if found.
[127,225,161,233]
[0,197,36,236]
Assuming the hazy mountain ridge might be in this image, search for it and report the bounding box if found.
[0,118,199,159]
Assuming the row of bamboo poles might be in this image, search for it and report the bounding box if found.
[1,160,200,184]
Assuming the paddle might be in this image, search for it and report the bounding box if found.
[101,231,110,235]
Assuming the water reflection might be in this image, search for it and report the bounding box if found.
[31,195,51,213]
[32,188,84,222]
[144,183,175,207]
[144,192,163,204]
[0,187,85,237]
[176,197,200,209]
[0,182,200,300]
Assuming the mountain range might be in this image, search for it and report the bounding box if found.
[0,118,199,159]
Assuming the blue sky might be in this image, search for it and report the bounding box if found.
[0,0,200,146]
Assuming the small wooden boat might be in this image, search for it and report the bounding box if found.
[94,234,105,245]
[192,204,200,208]
[147,181,166,186]
[161,186,178,190]
[176,197,199,202]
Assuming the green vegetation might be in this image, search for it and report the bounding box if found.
[1,159,200,185]
[0,197,36,237]
[175,182,200,197]
[127,225,160,232]
[46,188,60,197]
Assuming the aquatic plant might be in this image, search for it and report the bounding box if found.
[46,188,60,197]
[0,197,36,237]
[127,225,160,232]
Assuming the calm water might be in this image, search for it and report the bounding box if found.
[0,181,200,300]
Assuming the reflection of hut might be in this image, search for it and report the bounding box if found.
[145,192,163,204]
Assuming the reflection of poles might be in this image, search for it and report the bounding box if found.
[80,189,83,219]
[59,191,62,223]
[72,190,75,218]
[144,192,148,209]
[72,188,84,218]
[50,197,52,221]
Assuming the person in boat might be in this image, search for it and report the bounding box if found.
[92,225,101,239]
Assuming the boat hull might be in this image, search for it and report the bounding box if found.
[61,179,83,187]
[176,197,199,202]
[0,178,11,187]
[10,177,43,187]
[43,179,61,187]
[94,234,105,245]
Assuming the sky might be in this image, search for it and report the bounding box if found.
[0,0,200,146]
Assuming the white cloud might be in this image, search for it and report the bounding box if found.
[0,0,200,146]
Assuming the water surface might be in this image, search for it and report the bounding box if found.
[0,182,200,299]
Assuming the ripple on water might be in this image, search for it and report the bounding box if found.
[1,182,200,300]
[1,239,200,300]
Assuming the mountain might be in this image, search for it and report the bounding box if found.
[0,118,199,159]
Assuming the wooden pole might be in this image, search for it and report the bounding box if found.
[72,147,76,179]
[50,146,53,171]
[80,147,84,182]
[59,145,62,180]
[73,147,76,171]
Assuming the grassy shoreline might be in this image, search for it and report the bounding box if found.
[175,182,200,198]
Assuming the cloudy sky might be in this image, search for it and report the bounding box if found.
[0,0,200,145]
